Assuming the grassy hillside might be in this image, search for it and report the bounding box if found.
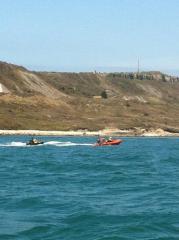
[0,61,179,130]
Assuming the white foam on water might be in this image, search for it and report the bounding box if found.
[0,142,26,147]
[44,141,93,147]
[0,141,93,147]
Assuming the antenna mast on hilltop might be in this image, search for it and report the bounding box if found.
[137,58,140,74]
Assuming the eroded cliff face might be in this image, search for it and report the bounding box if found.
[0,61,179,130]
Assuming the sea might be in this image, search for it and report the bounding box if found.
[0,136,179,240]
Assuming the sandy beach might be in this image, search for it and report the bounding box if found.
[0,128,178,137]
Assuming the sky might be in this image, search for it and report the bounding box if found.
[0,0,179,74]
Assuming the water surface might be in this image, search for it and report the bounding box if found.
[0,136,179,240]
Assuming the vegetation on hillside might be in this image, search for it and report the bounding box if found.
[0,61,179,130]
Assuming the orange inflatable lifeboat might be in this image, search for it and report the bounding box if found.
[94,139,123,146]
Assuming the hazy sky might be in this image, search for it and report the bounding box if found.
[0,0,179,73]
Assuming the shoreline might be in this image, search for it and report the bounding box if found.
[0,128,179,137]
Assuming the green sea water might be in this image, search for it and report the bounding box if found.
[0,136,179,240]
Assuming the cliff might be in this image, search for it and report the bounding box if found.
[0,61,179,131]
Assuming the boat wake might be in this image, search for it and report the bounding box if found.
[0,142,27,147]
[44,141,93,147]
[0,141,93,147]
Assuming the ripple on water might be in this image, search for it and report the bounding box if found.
[1,137,179,239]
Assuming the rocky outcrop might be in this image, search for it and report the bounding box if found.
[0,83,10,94]
[0,61,179,130]
[108,71,179,83]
